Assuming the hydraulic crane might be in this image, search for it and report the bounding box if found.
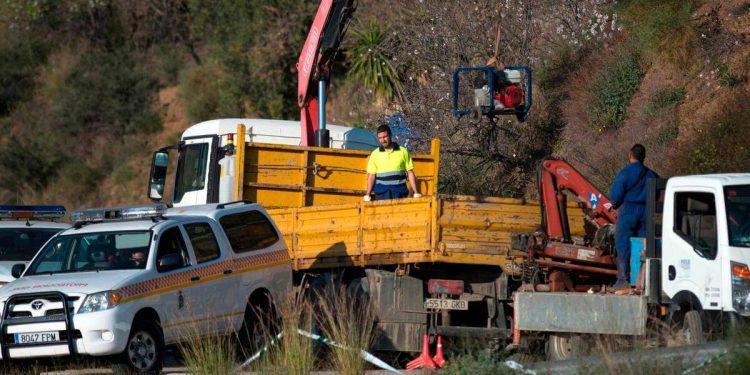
[519,159,621,291]
[297,0,355,147]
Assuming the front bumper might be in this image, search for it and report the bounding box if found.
[0,292,133,359]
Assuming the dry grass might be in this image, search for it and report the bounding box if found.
[315,281,376,375]
[177,317,238,375]
[255,286,316,375]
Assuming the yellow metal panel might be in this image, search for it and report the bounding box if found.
[294,205,361,260]
[241,142,439,208]
[362,198,431,255]
[235,124,246,200]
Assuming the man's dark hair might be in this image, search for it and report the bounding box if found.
[630,144,646,162]
[376,124,392,135]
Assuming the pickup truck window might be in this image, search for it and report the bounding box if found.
[174,143,209,203]
[219,211,279,253]
[725,185,750,248]
[156,227,191,272]
[674,192,717,259]
[25,231,151,275]
[0,228,62,261]
[184,222,220,263]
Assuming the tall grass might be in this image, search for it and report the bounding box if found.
[256,286,316,375]
[178,318,237,375]
[315,281,376,375]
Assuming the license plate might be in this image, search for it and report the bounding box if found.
[15,331,59,344]
[424,298,468,310]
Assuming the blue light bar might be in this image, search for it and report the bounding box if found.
[0,205,66,220]
[71,203,168,224]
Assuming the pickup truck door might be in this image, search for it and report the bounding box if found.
[173,136,220,206]
[152,225,195,343]
[662,188,723,310]
[182,220,237,336]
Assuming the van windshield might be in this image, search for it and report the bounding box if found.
[25,231,151,275]
[726,185,750,247]
[0,228,62,261]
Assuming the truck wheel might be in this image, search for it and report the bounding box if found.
[113,320,164,375]
[683,310,705,345]
[546,333,588,361]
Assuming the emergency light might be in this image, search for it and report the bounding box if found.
[71,203,168,224]
[0,205,66,220]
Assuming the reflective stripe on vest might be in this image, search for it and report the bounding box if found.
[375,170,406,185]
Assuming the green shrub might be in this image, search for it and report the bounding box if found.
[589,52,644,132]
[646,87,686,115]
[717,65,743,88]
[619,0,699,56]
[443,351,517,375]
[55,47,161,136]
[0,38,49,116]
[0,135,67,191]
[681,94,750,174]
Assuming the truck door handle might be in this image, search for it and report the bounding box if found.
[668,265,676,281]
[223,269,233,275]
[191,276,200,282]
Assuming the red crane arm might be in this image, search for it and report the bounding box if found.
[539,159,617,241]
[297,0,355,146]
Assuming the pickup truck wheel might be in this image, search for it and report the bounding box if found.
[113,320,164,375]
[683,310,705,345]
[546,333,588,361]
[238,301,276,357]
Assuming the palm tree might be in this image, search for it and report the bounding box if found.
[347,20,402,102]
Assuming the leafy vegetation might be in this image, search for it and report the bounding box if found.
[348,20,402,102]
[589,52,644,132]
[619,0,699,58]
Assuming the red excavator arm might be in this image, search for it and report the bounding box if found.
[539,159,617,242]
[297,0,355,146]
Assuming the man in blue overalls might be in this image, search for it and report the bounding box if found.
[604,144,658,290]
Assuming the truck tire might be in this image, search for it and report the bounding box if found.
[683,310,705,345]
[546,333,588,361]
[113,319,164,375]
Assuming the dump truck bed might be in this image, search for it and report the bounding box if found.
[231,126,585,271]
[268,195,585,271]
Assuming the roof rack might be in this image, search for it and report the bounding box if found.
[70,203,168,225]
[0,205,66,221]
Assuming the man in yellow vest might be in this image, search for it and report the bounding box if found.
[364,125,421,201]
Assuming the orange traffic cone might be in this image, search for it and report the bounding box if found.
[406,334,437,371]
[432,335,446,368]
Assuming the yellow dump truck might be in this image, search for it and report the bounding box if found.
[147,119,586,352]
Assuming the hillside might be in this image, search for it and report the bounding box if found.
[0,0,748,209]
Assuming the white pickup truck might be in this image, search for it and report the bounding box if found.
[0,202,291,374]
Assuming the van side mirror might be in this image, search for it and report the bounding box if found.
[11,263,25,278]
[158,253,182,272]
[149,150,170,201]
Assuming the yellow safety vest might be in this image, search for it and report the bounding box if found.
[366,143,414,186]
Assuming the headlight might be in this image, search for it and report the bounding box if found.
[78,291,123,314]
[731,262,750,315]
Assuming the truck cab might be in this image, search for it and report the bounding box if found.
[153,118,379,207]
[0,202,291,373]
[660,175,750,316]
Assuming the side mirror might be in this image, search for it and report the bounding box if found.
[148,150,170,201]
[158,253,182,272]
[11,263,25,279]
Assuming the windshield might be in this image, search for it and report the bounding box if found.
[25,231,152,275]
[726,185,750,248]
[174,143,209,203]
[0,228,62,261]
